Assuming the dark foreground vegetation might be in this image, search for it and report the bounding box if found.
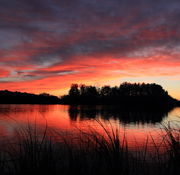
[0,121,179,175]
[0,90,60,104]
[61,82,180,107]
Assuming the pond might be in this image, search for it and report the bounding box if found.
[0,104,179,151]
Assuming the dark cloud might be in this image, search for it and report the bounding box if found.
[0,0,180,81]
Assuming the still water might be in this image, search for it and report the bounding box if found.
[0,104,179,150]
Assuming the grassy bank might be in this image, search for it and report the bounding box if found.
[0,121,179,175]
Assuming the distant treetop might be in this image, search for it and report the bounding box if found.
[0,90,60,104]
[60,82,178,107]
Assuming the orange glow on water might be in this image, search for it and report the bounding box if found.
[0,105,179,152]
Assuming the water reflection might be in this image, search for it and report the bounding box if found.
[0,104,179,153]
[68,105,172,124]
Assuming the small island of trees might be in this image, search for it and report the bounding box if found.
[0,82,179,106]
[60,82,179,107]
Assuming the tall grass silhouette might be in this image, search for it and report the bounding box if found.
[0,119,179,175]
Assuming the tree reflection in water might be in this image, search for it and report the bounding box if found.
[68,105,172,124]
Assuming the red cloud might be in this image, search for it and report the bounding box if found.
[0,69,9,78]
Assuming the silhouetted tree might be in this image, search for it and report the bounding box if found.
[0,90,60,104]
[69,84,80,97]
[61,82,179,107]
[40,93,50,97]
[101,86,111,96]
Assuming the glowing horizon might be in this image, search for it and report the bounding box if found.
[0,0,180,99]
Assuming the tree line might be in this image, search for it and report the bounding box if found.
[0,90,60,104]
[0,82,179,106]
[60,82,178,107]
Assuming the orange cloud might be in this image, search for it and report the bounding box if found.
[0,0,180,99]
[0,52,179,99]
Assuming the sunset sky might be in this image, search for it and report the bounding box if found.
[0,0,180,99]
